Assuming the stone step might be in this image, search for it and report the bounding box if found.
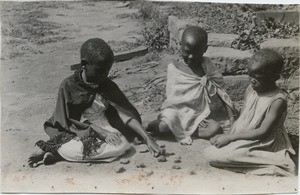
[260,38,299,59]
[168,16,239,51]
[206,47,253,74]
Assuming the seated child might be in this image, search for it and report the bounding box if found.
[204,49,296,176]
[28,38,162,167]
[148,26,236,145]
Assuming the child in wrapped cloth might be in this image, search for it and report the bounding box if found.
[148,26,236,145]
[28,38,163,167]
[204,49,296,176]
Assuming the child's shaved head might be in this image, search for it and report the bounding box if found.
[80,38,114,66]
[180,26,208,67]
[181,26,208,47]
[249,49,284,77]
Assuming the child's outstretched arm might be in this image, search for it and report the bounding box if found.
[127,118,163,157]
[210,98,287,148]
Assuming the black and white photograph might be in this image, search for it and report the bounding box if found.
[1,0,299,194]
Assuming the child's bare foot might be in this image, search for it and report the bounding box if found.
[197,119,223,139]
[28,146,45,168]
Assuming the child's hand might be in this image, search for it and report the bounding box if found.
[199,119,209,128]
[146,136,163,157]
[210,134,232,148]
[105,132,122,146]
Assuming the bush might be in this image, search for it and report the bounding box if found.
[132,1,169,51]
[232,17,299,51]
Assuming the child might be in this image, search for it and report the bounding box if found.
[204,49,296,176]
[148,26,236,145]
[28,38,162,167]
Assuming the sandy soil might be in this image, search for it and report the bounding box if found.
[1,1,298,194]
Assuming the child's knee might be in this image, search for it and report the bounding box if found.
[198,119,222,139]
[147,119,171,134]
[158,120,171,134]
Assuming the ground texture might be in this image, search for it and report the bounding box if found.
[1,1,298,194]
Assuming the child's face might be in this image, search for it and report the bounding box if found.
[181,35,207,67]
[248,63,275,93]
[85,61,112,84]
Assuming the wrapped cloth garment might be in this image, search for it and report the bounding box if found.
[204,86,296,176]
[159,57,234,144]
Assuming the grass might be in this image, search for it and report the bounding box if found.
[1,1,70,59]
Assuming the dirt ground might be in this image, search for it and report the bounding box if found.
[1,1,298,194]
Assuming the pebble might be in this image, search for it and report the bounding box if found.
[158,156,167,162]
[190,170,196,175]
[174,159,181,163]
[166,152,175,157]
[116,167,126,173]
[136,163,146,168]
[133,137,143,145]
[144,169,154,176]
[172,165,181,170]
[22,164,25,167]
[32,163,38,168]
[120,158,130,164]
[160,144,165,148]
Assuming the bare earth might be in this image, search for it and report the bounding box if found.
[1,1,298,194]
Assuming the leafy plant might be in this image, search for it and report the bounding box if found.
[132,1,169,51]
[232,17,299,51]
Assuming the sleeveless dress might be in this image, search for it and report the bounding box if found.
[204,86,296,176]
[57,93,130,162]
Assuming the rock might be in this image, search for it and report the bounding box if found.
[32,163,38,168]
[144,169,154,176]
[172,165,181,170]
[116,167,126,173]
[87,163,92,166]
[208,33,239,48]
[176,155,181,160]
[174,159,181,163]
[260,38,299,59]
[166,152,175,157]
[190,170,196,175]
[168,16,240,52]
[160,144,166,148]
[120,158,130,164]
[206,47,252,75]
[158,156,167,162]
[133,137,143,145]
[136,163,146,168]
[255,10,299,26]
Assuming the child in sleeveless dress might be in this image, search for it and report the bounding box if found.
[204,49,296,176]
